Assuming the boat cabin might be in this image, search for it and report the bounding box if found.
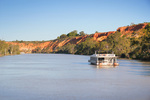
[88,53,118,66]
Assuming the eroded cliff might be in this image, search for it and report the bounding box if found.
[7,23,149,53]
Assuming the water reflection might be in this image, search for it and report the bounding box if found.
[119,59,150,76]
[96,65,117,69]
[133,63,150,76]
[89,64,118,69]
[93,59,150,76]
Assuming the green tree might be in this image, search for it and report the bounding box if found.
[60,34,68,39]
[57,43,76,54]
[79,31,86,36]
[75,38,98,55]
[139,23,150,60]
[8,44,20,55]
[98,41,110,52]
[98,32,131,57]
[0,40,9,55]
[67,30,78,37]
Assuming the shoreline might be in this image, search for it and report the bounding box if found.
[1,52,150,62]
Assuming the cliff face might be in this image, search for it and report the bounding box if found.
[6,35,89,53]
[93,31,116,41]
[6,41,50,53]
[7,23,149,53]
[117,23,148,36]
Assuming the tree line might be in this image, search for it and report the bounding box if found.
[56,23,150,61]
[0,40,20,56]
[25,23,150,60]
[57,30,86,39]
[2,23,149,61]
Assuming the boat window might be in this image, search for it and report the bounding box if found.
[98,58,104,60]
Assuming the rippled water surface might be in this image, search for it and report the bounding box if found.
[0,54,150,100]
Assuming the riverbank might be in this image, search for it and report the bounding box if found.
[3,22,150,61]
[0,40,20,56]
[1,51,150,62]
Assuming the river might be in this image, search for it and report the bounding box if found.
[0,54,150,100]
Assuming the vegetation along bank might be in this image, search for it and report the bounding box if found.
[1,22,150,61]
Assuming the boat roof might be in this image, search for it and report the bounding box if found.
[91,54,116,58]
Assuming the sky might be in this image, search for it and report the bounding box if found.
[0,0,150,41]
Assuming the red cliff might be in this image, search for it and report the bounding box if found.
[93,31,116,41]
[7,23,149,53]
[117,23,148,36]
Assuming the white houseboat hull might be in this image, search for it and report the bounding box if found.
[88,54,119,66]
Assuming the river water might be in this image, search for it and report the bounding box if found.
[0,54,150,100]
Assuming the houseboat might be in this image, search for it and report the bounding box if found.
[88,52,119,66]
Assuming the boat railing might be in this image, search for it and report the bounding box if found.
[96,54,115,57]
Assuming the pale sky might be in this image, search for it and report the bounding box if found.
[0,0,150,41]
